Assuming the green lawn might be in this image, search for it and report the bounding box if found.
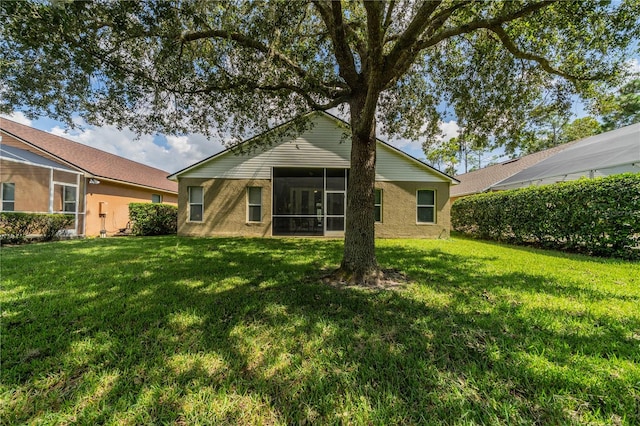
[1,236,638,425]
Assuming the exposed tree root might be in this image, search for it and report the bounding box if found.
[321,267,410,290]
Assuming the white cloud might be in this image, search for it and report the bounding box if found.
[386,120,460,154]
[626,58,640,75]
[47,119,224,173]
[1,111,32,126]
[440,120,460,141]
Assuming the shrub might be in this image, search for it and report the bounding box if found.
[40,214,75,241]
[452,173,640,260]
[0,212,40,243]
[0,212,74,243]
[129,203,177,236]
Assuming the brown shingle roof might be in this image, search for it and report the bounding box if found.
[1,118,177,193]
[451,142,578,197]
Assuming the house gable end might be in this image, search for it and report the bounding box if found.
[173,112,453,183]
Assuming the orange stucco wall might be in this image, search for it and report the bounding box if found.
[85,180,177,236]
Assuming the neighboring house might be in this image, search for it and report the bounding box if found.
[168,111,459,238]
[450,142,577,202]
[491,123,640,190]
[1,118,178,237]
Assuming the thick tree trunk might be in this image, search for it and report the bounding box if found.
[337,96,382,285]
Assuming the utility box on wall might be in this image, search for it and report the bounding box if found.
[99,201,108,216]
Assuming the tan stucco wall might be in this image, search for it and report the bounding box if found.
[85,181,177,236]
[374,181,450,239]
[178,178,272,237]
[178,177,451,239]
[1,159,51,212]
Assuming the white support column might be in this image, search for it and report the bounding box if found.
[49,168,54,213]
[74,174,80,234]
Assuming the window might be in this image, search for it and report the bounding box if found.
[152,194,163,203]
[374,189,382,223]
[247,187,262,222]
[63,185,76,212]
[2,183,15,211]
[417,189,436,223]
[188,186,203,222]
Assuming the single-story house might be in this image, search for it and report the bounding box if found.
[1,118,178,237]
[168,111,459,238]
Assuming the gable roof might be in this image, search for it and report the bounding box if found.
[168,111,458,184]
[451,141,578,197]
[491,123,640,190]
[1,118,177,193]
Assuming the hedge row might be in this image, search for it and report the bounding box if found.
[0,213,75,244]
[451,173,640,260]
[129,203,177,236]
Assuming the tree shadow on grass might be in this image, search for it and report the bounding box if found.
[2,237,639,424]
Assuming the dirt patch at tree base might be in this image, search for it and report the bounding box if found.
[320,268,411,290]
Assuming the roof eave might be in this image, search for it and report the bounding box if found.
[88,175,178,194]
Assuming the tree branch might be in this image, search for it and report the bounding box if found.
[488,25,604,81]
[312,0,360,86]
[382,1,557,89]
[418,1,556,50]
[184,80,349,111]
[362,1,384,77]
[179,27,348,95]
[383,1,442,74]
[382,0,396,34]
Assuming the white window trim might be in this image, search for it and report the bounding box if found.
[1,182,15,212]
[152,194,163,203]
[188,186,204,223]
[416,189,436,224]
[62,185,77,213]
[374,188,382,224]
[246,186,262,223]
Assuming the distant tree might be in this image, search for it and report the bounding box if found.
[559,116,601,143]
[424,139,459,176]
[601,79,640,131]
[424,134,461,176]
[1,1,639,284]
[424,134,492,175]
[519,114,603,155]
[497,81,576,155]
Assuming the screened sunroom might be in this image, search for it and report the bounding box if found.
[272,167,348,236]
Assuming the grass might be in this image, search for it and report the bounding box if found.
[1,235,639,425]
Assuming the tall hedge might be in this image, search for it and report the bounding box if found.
[451,173,640,260]
[129,203,177,236]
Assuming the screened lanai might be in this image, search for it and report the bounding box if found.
[491,123,640,190]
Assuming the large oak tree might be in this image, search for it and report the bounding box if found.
[1,0,638,284]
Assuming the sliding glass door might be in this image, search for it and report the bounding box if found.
[324,168,346,236]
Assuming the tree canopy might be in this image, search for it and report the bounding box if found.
[2,0,639,284]
[602,78,640,131]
